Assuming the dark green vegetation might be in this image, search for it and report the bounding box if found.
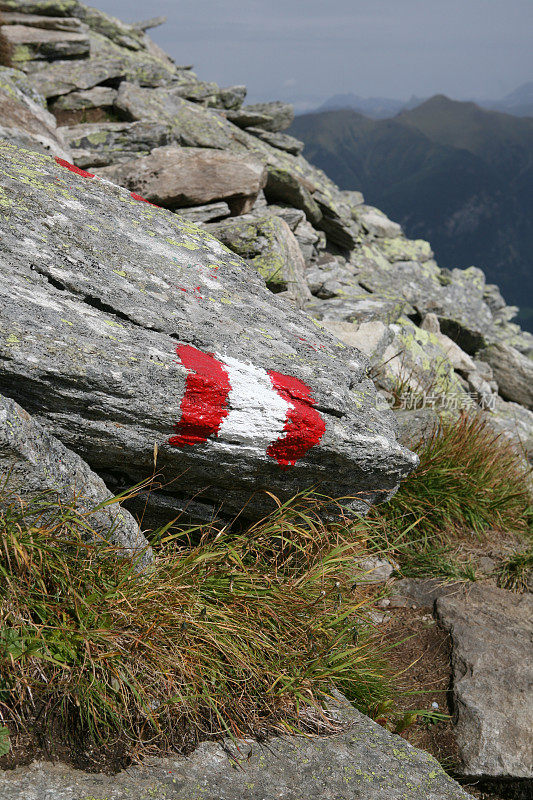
[0,17,12,68]
[290,96,533,329]
[0,415,530,760]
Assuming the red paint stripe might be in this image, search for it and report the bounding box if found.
[54,157,94,178]
[130,192,160,207]
[267,371,325,469]
[169,345,231,448]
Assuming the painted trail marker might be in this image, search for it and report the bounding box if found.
[170,345,325,468]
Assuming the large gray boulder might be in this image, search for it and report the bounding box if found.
[96,145,267,212]
[0,393,151,564]
[437,583,533,780]
[0,142,417,522]
[478,342,533,410]
[0,696,473,799]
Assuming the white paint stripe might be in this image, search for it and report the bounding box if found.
[216,355,289,452]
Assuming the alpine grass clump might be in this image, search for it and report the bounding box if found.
[0,492,390,758]
[379,413,531,543]
[358,412,532,578]
[497,544,533,592]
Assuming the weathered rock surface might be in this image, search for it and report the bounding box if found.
[96,145,267,211]
[208,214,311,303]
[393,408,440,447]
[0,142,417,522]
[0,65,70,158]
[27,53,128,96]
[246,126,304,154]
[60,120,170,167]
[236,100,295,132]
[0,696,473,800]
[1,12,85,31]
[420,314,476,373]
[478,342,533,410]
[489,396,533,461]
[321,319,393,364]
[354,205,403,238]
[115,81,242,149]
[264,165,323,224]
[3,22,90,63]
[177,201,231,225]
[437,583,533,780]
[0,393,150,563]
[50,84,117,112]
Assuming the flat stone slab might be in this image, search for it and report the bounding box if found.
[0,699,473,799]
[437,583,533,779]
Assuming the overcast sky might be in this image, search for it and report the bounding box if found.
[92,0,533,109]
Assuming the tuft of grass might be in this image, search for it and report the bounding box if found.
[0,492,391,756]
[497,544,533,592]
[0,726,9,757]
[377,413,531,545]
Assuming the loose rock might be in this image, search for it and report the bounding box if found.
[96,145,267,211]
[0,393,151,564]
[437,583,533,780]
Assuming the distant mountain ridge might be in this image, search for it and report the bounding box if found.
[309,82,533,119]
[289,96,533,330]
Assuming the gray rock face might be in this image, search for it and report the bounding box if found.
[177,201,231,225]
[246,126,304,154]
[96,145,267,212]
[218,84,246,109]
[0,393,151,564]
[208,214,311,304]
[489,396,533,462]
[0,697,473,800]
[437,584,533,780]
[60,120,170,167]
[3,22,90,62]
[264,165,322,225]
[354,205,403,238]
[0,66,71,158]
[225,107,273,128]
[27,54,128,97]
[237,100,295,132]
[115,81,241,149]
[478,342,533,410]
[1,12,85,31]
[393,408,440,447]
[50,84,117,111]
[0,142,417,522]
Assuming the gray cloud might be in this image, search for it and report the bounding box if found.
[91,0,533,107]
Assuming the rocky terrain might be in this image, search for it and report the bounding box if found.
[0,3,532,799]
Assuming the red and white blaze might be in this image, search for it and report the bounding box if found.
[169,345,325,468]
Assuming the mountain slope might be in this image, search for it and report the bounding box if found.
[290,100,533,328]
